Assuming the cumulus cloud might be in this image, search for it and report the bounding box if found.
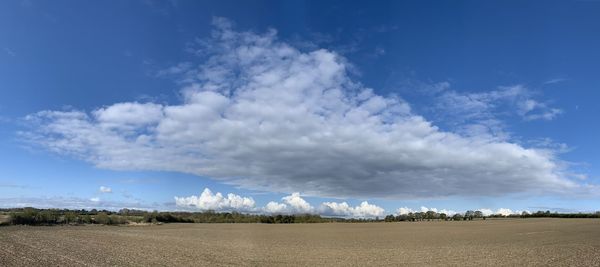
[319,201,385,218]
[263,192,314,214]
[93,102,164,131]
[264,201,288,214]
[90,197,100,202]
[22,17,581,199]
[99,186,112,193]
[479,208,518,216]
[175,188,383,218]
[396,207,415,215]
[420,206,434,213]
[174,188,256,211]
[495,208,514,216]
[282,192,314,213]
[479,208,494,216]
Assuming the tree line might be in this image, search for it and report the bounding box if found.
[384,210,486,222]
[384,210,600,222]
[0,207,344,226]
[1,207,599,226]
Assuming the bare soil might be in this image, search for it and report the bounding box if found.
[1,218,600,266]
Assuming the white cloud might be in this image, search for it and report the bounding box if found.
[479,208,494,216]
[282,192,314,213]
[90,197,100,202]
[479,208,517,216]
[319,201,385,218]
[99,186,112,193]
[174,188,256,211]
[437,209,457,216]
[420,206,436,213]
[516,210,531,215]
[495,208,514,216]
[435,85,563,124]
[543,78,567,85]
[264,201,288,214]
[22,17,581,199]
[396,207,415,215]
[263,192,384,217]
[157,62,193,76]
[263,192,314,214]
[93,102,164,130]
[523,108,562,121]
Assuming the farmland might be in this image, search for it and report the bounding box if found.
[1,218,600,266]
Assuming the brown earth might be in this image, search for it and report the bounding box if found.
[1,218,600,266]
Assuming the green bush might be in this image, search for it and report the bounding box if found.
[94,212,110,225]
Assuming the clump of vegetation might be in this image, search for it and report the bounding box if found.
[1,208,141,226]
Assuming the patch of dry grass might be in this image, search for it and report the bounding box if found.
[0,214,10,225]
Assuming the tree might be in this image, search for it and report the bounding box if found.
[464,210,475,220]
[425,211,437,221]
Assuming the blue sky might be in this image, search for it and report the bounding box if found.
[1,0,599,217]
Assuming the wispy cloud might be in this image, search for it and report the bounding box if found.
[99,186,112,193]
[0,115,11,124]
[543,78,567,85]
[0,182,32,189]
[3,48,16,57]
[117,178,162,185]
[435,85,562,122]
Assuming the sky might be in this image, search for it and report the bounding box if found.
[1,0,600,217]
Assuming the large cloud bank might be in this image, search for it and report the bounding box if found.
[23,18,577,199]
